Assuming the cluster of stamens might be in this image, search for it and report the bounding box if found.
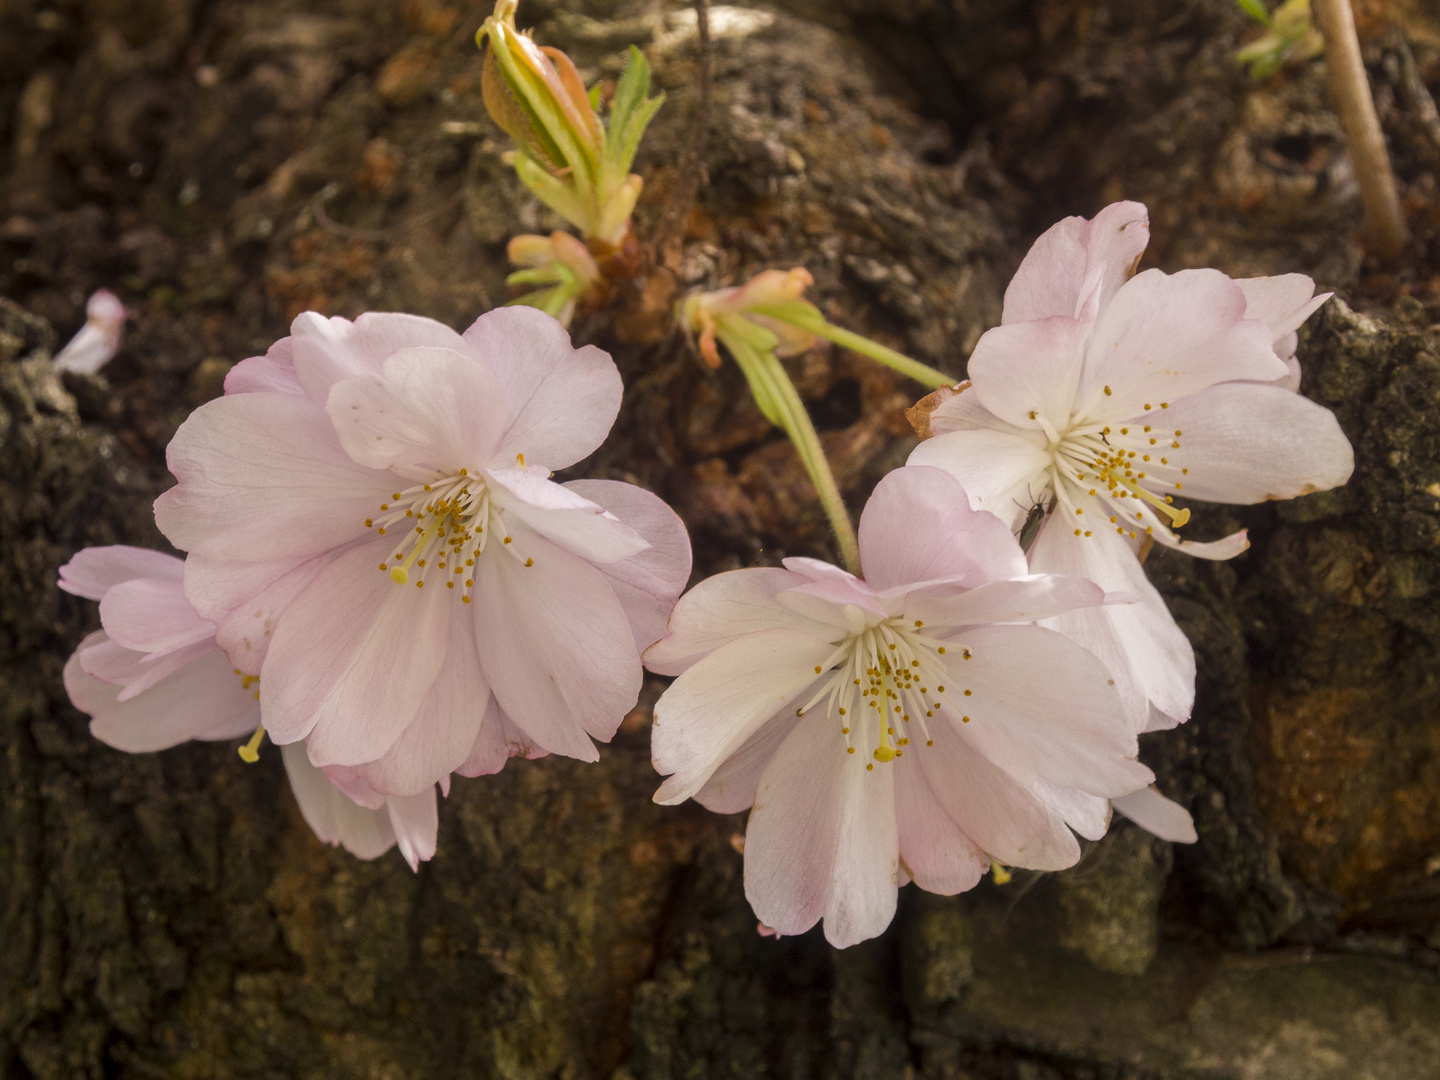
[366,465,532,601]
[796,618,971,770]
[1041,395,1192,541]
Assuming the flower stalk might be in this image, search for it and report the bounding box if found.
[477,1,663,254]
[712,313,862,576]
[1310,0,1409,259]
[505,231,602,325]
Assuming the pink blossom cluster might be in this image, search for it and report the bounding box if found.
[60,202,1352,946]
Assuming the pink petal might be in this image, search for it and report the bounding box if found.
[906,428,1052,532]
[1148,382,1353,504]
[918,723,1081,870]
[1028,515,1195,730]
[281,742,397,860]
[745,709,900,948]
[1233,274,1329,352]
[902,573,1105,628]
[386,787,439,871]
[943,623,1152,798]
[856,466,1029,592]
[643,567,807,677]
[462,306,623,470]
[968,315,1091,432]
[456,694,547,777]
[1146,519,1251,561]
[331,601,489,797]
[651,626,834,805]
[156,392,381,562]
[327,346,508,472]
[1075,269,1287,420]
[213,555,328,676]
[226,338,302,396]
[182,553,311,623]
[68,636,261,752]
[563,479,692,652]
[290,310,468,405]
[1112,786,1197,843]
[58,546,183,601]
[98,577,215,655]
[1002,201,1150,324]
[694,703,800,814]
[110,640,216,701]
[261,540,452,764]
[472,529,642,759]
[1033,776,1113,841]
[892,750,988,894]
[777,561,889,622]
[487,467,648,564]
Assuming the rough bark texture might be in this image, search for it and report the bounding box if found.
[3,0,1440,1077]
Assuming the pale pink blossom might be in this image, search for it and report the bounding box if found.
[645,466,1153,948]
[52,289,126,375]
[155,307,691,796]
[909,201,1352,731]
[59,546,438,869]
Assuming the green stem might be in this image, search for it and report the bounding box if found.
[749,303,954,389]
[717,322,862,576]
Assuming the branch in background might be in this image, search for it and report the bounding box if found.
[1311,0,1409,260]
[654,0,713,269]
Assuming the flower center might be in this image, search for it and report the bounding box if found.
[797,618,971,770]
[1042,409,1192,541]
[364,469,531,602]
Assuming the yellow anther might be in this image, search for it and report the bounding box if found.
[237,725,265,764]
[991,861,1013,885]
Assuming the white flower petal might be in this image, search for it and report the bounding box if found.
[1076,268,1287,419]
[651,626,834,805]
[1113,785,1197,843]
[967,315,1091,432]
[693,703,800,814]
[386,787,439,871]
[462,306,623,470]
[857,466,1030,591]
[918,723,1081,870]
[331,601,489,797]
[486,467,648,564]
[182,553,311,623]
[213,555,329,676]
[1032,776,1113,841]
[282,741,397,861]
[156,392,380,563]
[68,635,261,753]
[903,573,1106,629]
[99,577,215,656]
[261,540,452,764]
[1234,274,1329,351]
[643,567,808,677]
[944,623,1152,798]
[563,479,692,653]
[472,529,642,759]
[456,694,547,777]
[290,310,468,405]
[1028,515,1195,730]
[745,709,899,948]
[907,429,1051,532]
[225,339,302,396]
[58,546,182,601]
[892,750,988,894]
[1002,201,1150,324]
[1152,381,1354,504]
[327,346,508,472]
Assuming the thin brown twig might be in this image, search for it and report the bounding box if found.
[1312,0,1409,260]
[654,0,713,269]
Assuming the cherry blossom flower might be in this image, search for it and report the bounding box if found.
[52,289,125,375]
[909,201,1353,730]
[59,545,438,869]
[155,306,690,797]
[645,466,1154,948]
